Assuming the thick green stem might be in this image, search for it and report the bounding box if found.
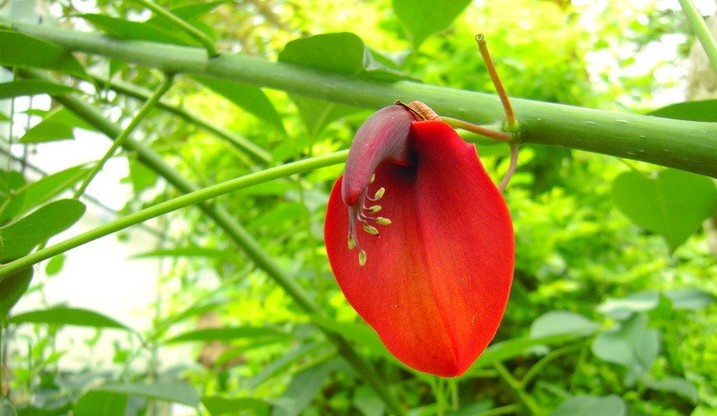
[679,0,717,73]
[74,74,174,198]
[134,0,219,58]
[6,20,717,177]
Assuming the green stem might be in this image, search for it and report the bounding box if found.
[493,363,543,415]
[0,151,346,280]
[679,0,717,73]
[8,20,716,177]
[74,74,174,199]
[134,0,219,58]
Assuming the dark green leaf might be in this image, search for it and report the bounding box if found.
[0,199,86,262]
[201,396,270,416]
[0,31,85,76]
[165,326,288,344]
[0,268,33,321]
[273,359,337,416]
[612,169,717,250]
[0,80,79,99]
[9,306,129,330]
[650,100,717,122]
[530,311,601,338]
[642,375,698,404]
[392,0,472,48]
[0,163,89,222]
[551,395,626,416]
[74,391,126,416]
[194,75,286,134]
[79,14,192,45]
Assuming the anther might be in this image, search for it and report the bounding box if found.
[358,250,367,266]
[363,224,379,235]
[348,234,357,250]
[367,205,382,214]
[376,217,392,225]
[373,187,385,200]
[370,174,376,184]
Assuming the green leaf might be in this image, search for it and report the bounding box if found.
[0,80,79,99]
[0,268,33,321]
[9,306,129,330]
[165,326,288,344]
[79,14,192,45]
[45,254,66,276]
[530,311,601,338]
[650,100,717,122]
[598,289,715,320]
[273,359,337,416]
[353,386,385,416]
[591,314,659,379]
[74,391,126,416]
[194,75,286,134]
[131,247,231,260]
[0,171,26,215]
[612,169,717,250]
[0,199,86,262]
[642,375,699,404]
[278,33,365,135]
[392,0,472,48]
[201,396,270,416]
[250,342,332,389]
[0,397,18,416]
[0,163,89,222]
[19,120,74,143]
[0,31,86,76]
[550,395,626,416]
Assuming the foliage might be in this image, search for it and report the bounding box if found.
[0,0,716,415]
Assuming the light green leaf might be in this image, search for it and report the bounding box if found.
[642,375,699,404]
[530,311,601,338]
[0,80,79,99]
[0,199,86,262]
[353,386,385,416]
[45,254,66,276]
[551,395,626,416]
[19,120,74,143]
[77,382,199,408]
[0,30,86,76]
[591,314,659,379]
[9,306,129,330]
[79,14,192,45]
[194,75,286,134]
[392,0,472,48]
[612,169,717,250]
[165,326,288,344]
[201,396,270,416]
[0,397,18,416]
[650,100,717,122]
[0,268,33,321]
[273,359,337,416]
[74,391,126,416]
[250,342,332,389]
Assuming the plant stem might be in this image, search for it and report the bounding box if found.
[134,0,219,58]
[0,151,346,279]
[493,362,543,415]
[7,20,717,177]
[475,34,516,129]
[440,116,512,141]
[74,74,174,199]
[678,0,717,73]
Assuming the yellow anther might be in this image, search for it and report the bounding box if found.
[370,174,376,183]
[367,205,382,213]
[348,234,356,250]
[358,250,367,266]
[363,224,379,235]
[373,187,385,200]
[376,217,392,225]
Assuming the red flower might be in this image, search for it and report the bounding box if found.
[324,103,515,377]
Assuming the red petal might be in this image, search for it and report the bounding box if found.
[325,120,514,377]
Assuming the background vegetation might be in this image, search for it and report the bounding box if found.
[1,0,717,415]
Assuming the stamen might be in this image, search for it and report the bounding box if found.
[376,217,392,225]
[345,177,393,266]
[363,224,379,235]
[371,187,385,201]
[370,174,375,183]
[348,234,357,250]
[366,205,382,214]
[358,250,367,266]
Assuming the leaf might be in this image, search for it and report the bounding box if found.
[250,342,332,389]
[131,247,230,260]
[612,169,717,250]
[45,254,66,276]
[0,171,26,216]
[9,306,129,330]
[353,386,385,416]
[0,397,18,416]
[530,311,601,338]
[0,199,86,262]
[0,268,33,321]
[272,359,337,416]
[650,100,717,122]
[0,80,79,99]
[664,288,715,310]
[0,163,89,222]
[194,75,286,134]
[74,391,126,416]
[201,397,270,416]
[79,14,192,45]
[598,289,715,320]
[19,120,74,143]
[392,0,472,48]
[278,33,365,135]
[0,31,86,76]
[642,375,699,404]
[591,314,659,379]
[165,326,288,344]
[550,395,626,416]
